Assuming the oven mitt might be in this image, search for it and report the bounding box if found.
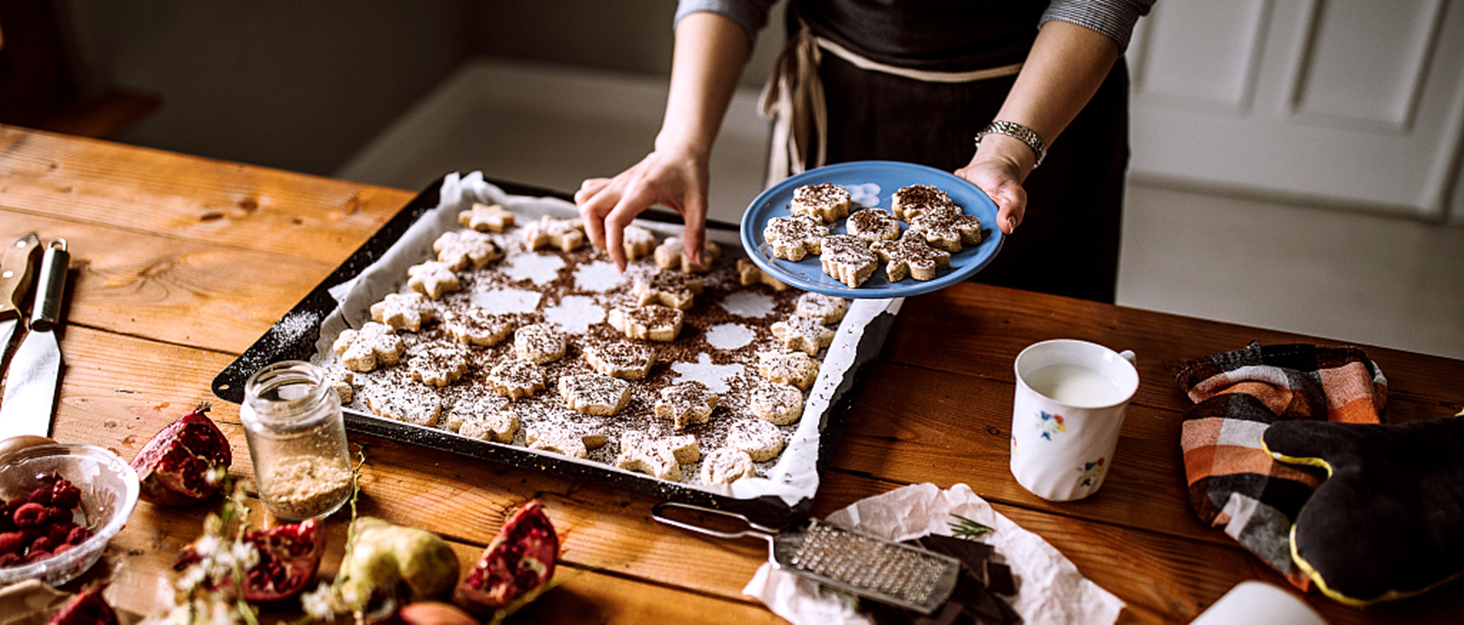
[1262,414,1464,605]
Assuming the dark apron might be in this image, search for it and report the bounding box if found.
[790,0,1129,303]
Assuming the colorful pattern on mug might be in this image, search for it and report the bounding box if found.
[1039,410,1066,440]
[1077,457,1106,487]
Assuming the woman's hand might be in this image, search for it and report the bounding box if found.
[955,133,1033,235]
[576,143,710,271]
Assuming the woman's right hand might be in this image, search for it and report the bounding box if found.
[576,143,710,272]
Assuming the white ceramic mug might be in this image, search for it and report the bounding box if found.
[1190,581,1326,625]
[1009,339,1139,501]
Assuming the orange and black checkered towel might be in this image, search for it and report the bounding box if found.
[1174,342,1387,589]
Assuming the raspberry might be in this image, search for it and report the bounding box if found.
[50,480,82,509]
[24,549,51,564]
[0,531,23,555]
[12,503,47,527]
[27,487,52,506]
[30,535,54,553]
[54,543,74,555]
[0,552,21,567]
[48,521,77,544]
[65,526,92,546]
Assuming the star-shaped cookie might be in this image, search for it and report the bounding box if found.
[737,258,789,291]
[522,215,586,252]
[793,292,849,324]
[433,229,500,270]
[407,260,461,300]
[370,292,436,332]
[585,343,656,380]
[615,432,701,481]
[458,202,516,232]
[442,308,514,346]
[654,237,722,273]
[655,381,719,430]
[771,315,837,355]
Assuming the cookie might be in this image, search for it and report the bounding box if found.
[559,373,632,416]
[513,323,566,364]
[699,447,757,485]
[361,383,442,427]
[444,397,518,443]
[442,308,514,346]
[615,432,700,481]
[633,271,704,310]
[332,322,405,372]
[407,260,461,300]
[433,229,500,271]
[654,237,722,274]
[908,206,981,253]
[585,343,656,380]
[458,202,516,233]
[486,358,547,399]
[758,349,820,390]
[526,424,608,460]
[523,215,586,252]
[749,382,804,425]
[793,292,849,324]
[370,292,436,332]
[763,213,827,261]
[608,305,684,342]
[655,381,719,430]
[771,315,836,355]
[726,418,786,462]
[818,234,878,288]
[324,368,354,404]
[891,184,956,222]
[737,258,790,291]
[407,345,469,387]
[846,207,900,244]
[790,183,851,223]
[622,225,657,260]
[871,229,952,281]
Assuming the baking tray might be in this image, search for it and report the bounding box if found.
[213,174,898,524]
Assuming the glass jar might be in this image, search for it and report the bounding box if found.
[241,360,353,520]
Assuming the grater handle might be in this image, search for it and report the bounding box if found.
[651,501,778,542]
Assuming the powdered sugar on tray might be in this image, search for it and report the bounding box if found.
[573,260,627,292]
[705,323,756,350]
[721,291,776,318]
[543,295,605,334]
[500,252,566,285]
[471,288,542,314]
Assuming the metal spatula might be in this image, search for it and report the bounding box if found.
[652,502,960,614]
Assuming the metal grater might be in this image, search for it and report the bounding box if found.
[652,502,961,614]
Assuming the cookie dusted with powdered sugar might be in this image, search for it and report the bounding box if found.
[846,207,900,244]
[654,237,722,274]
[526,424,607,460]
[633,271,703,310]
[585,343,656,380]
[790,183,851,223]
[361,383,441,427]
[749,382,804,425]
[442,308,514,346]
[908,206,982,253]
[486,359,546,399]
[333,322,404,372]
[818,234,878,288]
[559,373,632,416]
[447,398,519,443]
[513,323,566,364]
[655,381,719,431]
[727,418,786,462]
[608,305,684,342]
[700,448,757,485]
[737,258,789,291]
[622,225,657,260]
[433,229,500,271]
[616,432,700,481]
[763,213,827,261]
[758,349,820,390]
[891,184,956,222]
[871,229,952,281]
[407,345,469,387]
[793,292,849,324]
[407,260,460,300]
[522,215,586,252]
[370,292,436,332]
[458,202,516,233]
[771,315,836,355]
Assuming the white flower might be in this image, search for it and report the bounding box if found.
[300,582,338,620]
[193,534,222,558]
[230,540,260,570]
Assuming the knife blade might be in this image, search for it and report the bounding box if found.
[0,233,42,363]
[0,239,69,439]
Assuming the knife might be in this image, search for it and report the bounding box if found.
[0,233,42,364]
[0,239,69,439]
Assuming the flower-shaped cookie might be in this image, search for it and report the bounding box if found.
[727,418,786,461]
[908,206,982,253]
[332,322,405,372]
[487,358,547,399]
[608,305,684,342]
[442,308,514,346]
[737,258,789,291]
[749,382,804,425]
[794,292,849,324]
[559,373,632,416]
[758,349,820,390]
[891,184,956,222]
[623,225,657,260]
[790,183,851,223]
[513,323,566,364]
[615,432,701,481]
[700,447,756,485]
[407,260,461,300]
[408,345,469,387]
[445,397,519,443]
[655,381,719,430]
[818,234,878,288]
[585,343,656,380]
[433,230,500,271]
[633,271,704,310]
[763,213,828,261]
[654,237,722,274]
[771,315,837,355]
[846,207,901,244]
[370,292,436,332]
[522,215,586,252]
[361,383,442,427]
[871,229,952,281]
[324,368,354,404]
[458,202,516,233]
[526,424,608,459]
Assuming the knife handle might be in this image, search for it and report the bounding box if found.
[0,233,41,316]
[32,240,69,333]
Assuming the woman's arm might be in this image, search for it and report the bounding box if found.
[576,11,751,271]
[955,20,1124,234]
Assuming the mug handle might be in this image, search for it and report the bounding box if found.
[1118,350,1137,366]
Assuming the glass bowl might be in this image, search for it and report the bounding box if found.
[0,444,141,586]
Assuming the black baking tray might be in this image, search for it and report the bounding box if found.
[212,174,896,524]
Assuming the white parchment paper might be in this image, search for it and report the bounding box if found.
[744,483,1124,625]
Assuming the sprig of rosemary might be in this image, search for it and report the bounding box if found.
[948,513,994,539]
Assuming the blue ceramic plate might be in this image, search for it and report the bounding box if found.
[740,161,1003,298]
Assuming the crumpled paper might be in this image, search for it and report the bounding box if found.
[743,483,1124,625]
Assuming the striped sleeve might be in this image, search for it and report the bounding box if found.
[1040,0,1156,51]
[674,0,779,44]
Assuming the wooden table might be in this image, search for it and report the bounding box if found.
[2,124,1462,624]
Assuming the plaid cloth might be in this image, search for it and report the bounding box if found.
[1174,342,1387,589]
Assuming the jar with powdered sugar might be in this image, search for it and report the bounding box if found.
[240,360,353,520]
